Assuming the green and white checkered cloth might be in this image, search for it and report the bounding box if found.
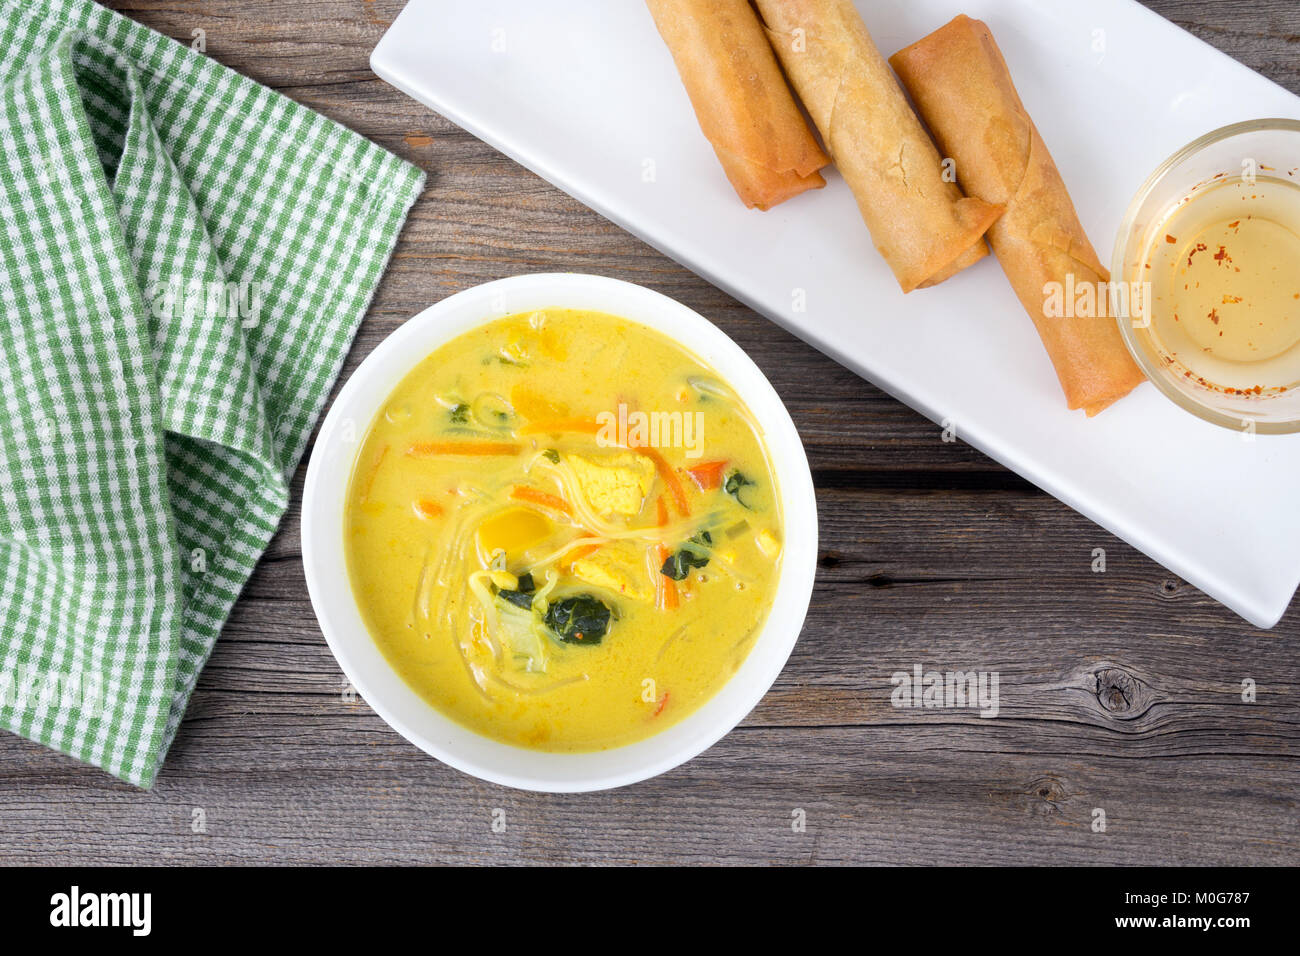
[0,0,424,786]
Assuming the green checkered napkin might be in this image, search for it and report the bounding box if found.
[0,0,424,786]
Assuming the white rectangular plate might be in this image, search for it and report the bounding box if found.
[372,0,1300,627]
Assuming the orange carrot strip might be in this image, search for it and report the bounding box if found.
[686,459,728,491]
[655,495,669,527]
[639,446,689,516]
[510,485,573,516]
[517,418,602,436]
[560,541,603,572]
[663,576,679,611]
[566,541,602,563]
[655,542,679,610]
[407,441,520,457]
[413,498,444,519]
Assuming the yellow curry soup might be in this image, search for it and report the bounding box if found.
[344,309,783,751]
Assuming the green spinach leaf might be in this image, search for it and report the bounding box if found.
[497,571,536,610]
[723,469,755,509]
[660,547,709,581]
[544,595,612,645]
[660,529,714,581]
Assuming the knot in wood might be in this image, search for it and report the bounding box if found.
[1095,667,1137,714]
[1023,775,1068,816]
[1029,776,1067,805]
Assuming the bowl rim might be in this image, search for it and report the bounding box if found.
[301,272,818,792]
[1111,117,1300,434]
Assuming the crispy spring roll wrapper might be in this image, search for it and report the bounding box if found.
[890,16,1145,415]
[645,0,829,210]
[752,0,1003,292]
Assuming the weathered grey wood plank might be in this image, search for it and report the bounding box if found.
[0,0,1297,866]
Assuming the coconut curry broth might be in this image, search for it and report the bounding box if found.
[344,309,783,750]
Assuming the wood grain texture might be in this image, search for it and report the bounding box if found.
[1,0,1297,866]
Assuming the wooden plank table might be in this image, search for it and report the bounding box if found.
[2,0,1297,865]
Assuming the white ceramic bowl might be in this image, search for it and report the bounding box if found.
[302,273,818,792]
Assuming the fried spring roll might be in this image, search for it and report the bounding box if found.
[645,0,829,210]
[891,15,1145,415]
[752,0,1003,292]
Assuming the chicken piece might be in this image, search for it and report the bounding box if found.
[571,554,653,602]
[568,453,655,518]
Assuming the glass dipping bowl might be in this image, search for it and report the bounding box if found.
[1111,118,1300,434]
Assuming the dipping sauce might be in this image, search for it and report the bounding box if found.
[1140,175,1300,395]
[343,309,783,751]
